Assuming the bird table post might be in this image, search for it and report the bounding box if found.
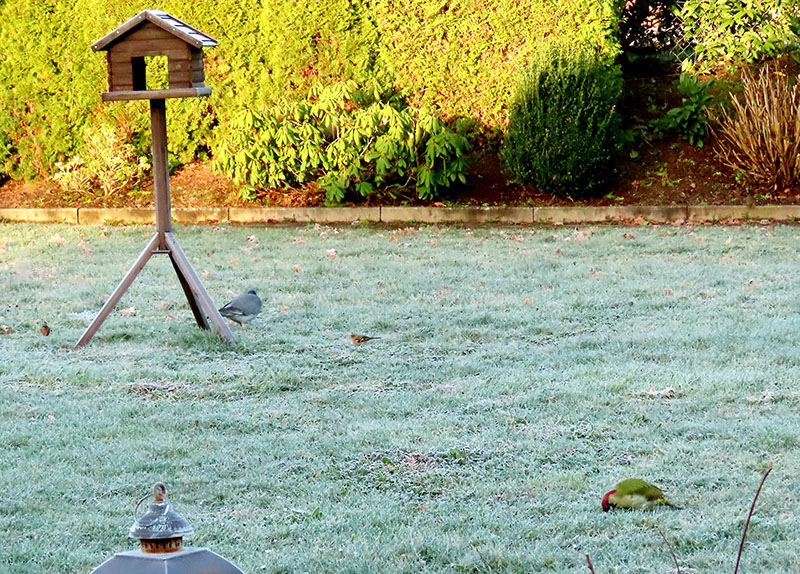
[75,10,233,348]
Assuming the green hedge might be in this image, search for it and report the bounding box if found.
[0,0,623,182]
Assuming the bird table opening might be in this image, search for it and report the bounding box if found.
[91,9,216,102]
[75,10,233,348]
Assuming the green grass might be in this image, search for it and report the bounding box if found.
[1,222,800,573]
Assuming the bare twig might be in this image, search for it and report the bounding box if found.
[586,553,596,574]
[658,529,681,574]
[471,544,494,573]
[734,465,773,574]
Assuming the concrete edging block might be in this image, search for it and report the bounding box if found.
[380,206,533,224]
[173,208,229,224]
[0,208,78,223]
[78,208,155,225]
[688,206,749,222]
[230,207,380,224]
[746,206,800,221]
[534,206,688,224]
[533,205,687,223]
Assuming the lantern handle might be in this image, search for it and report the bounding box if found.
[133,482,168,522]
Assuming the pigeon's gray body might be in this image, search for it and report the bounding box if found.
[219,289,262,325]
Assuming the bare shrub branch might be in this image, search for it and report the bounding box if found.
[734,464,773,574]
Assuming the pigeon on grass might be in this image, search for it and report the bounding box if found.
[219,289,262,327]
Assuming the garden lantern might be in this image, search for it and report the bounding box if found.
[92,482,244,574]
[75,10,233,348]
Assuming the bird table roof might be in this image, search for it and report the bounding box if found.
[91,9,217,52]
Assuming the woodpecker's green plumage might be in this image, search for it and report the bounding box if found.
[602,478,676,511]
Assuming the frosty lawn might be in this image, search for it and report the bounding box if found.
[2,222,800,574]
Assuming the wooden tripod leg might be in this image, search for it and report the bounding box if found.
[74,233,159,349]
[163,232,234,342]
[169,253,210,330]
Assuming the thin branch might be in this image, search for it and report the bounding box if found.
[471,544,494,573]
[658,529,681,574]
[586,553,596,574]
[734,464,773,574]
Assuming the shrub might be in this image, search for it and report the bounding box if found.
[680,0,800,72]
[52,123,150,198]
[661,73,715,147]
[502,43,624,197]
[213,82,469,203]
[715,64,800,188]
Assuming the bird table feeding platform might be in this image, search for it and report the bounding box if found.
[75,10,233,348]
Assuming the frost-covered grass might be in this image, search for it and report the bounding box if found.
[1,222,800,574]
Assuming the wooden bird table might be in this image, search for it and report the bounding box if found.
[75,11,233,348]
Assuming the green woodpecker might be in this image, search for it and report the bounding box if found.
[602,478,676,511]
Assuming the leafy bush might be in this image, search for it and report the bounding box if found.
[715,64,800,188]
[214,82,469,203]
[502,43,624,197]
[52,123,150,197]
[680,0,800,71]
[661,73,715,147]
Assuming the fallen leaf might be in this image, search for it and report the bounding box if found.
[201,270,211,279]
[524,298,534,305]
[119,307,138,317]
[1,325,14,335]
[642,385,681,399]
[228,258,240,265]
[247,235,259,243]
[294,266,300,273]
[747,392,775,404]
[664,288,674,296]
[326,249,337,258]
[40,324,50,336]
[48,235,66,245]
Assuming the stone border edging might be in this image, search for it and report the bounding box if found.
[2,205,800,225]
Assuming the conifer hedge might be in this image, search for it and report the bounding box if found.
[0,0,623,182]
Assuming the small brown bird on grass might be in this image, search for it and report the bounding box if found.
[351,334,379,346]
[40,323,50,336]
